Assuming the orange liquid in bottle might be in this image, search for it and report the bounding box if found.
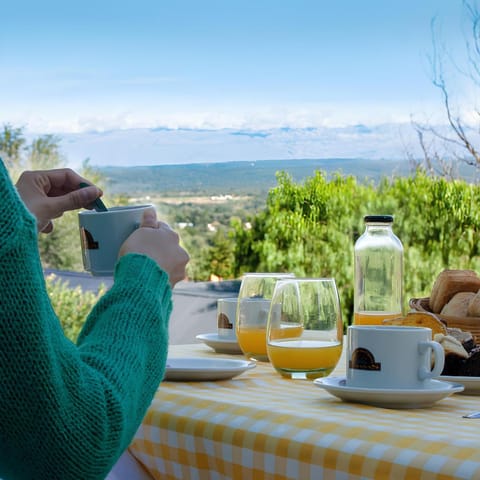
[354,311,402,326]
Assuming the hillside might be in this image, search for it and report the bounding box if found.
[99,158,411,197]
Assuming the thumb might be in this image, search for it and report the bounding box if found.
[141,207,158,228]
[60,186,103,212]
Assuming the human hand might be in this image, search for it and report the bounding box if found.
[15,168,103,233]
[119,207,190,286]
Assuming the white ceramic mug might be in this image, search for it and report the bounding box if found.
[237,298,272,328]
[217,297,238,340]
[346,325,445,389]
[78,205,153,276]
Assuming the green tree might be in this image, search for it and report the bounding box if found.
[45,274,106,341]
[232,171,369,323]
[28,134,64,170]
[231,169,480,328]
[0,123,26,173]
[204,228,235,279]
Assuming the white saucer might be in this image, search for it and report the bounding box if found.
[439,375,480,395]
[164,357,255,381]
[196,332,243,354]
[314,376,464,409]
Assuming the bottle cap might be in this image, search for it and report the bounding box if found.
[364,215,394,223]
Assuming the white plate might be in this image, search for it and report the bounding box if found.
[196,332,243,354]
[439,375,480,395]
[164,357,255,381]
[314,376,464,409]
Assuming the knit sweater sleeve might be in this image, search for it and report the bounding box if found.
[0,161,171,480]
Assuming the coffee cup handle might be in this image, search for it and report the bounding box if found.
[418,340,445,380]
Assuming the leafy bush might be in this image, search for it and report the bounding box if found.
[45,274,106,342]
[231,169,480,327]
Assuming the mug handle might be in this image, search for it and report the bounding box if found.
[418,340,445,380]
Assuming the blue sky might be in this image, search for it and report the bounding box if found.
[0,0,472,135]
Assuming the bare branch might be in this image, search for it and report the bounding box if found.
[415,1,480,178]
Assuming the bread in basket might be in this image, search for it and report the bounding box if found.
[409,296,480,343]
[409,269,480,343]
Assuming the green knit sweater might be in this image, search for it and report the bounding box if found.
[0,161,172,479]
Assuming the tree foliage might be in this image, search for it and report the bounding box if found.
[231,168,480,327]
[28,134,64,170]
[45,274,106,341]
[0,123,26,172]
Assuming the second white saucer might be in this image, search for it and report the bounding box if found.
[439,375,480,395]
[164,357,255,381]
[196,332,243,354]
[314,376,464,409]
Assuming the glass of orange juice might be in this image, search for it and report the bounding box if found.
[236,273,295,362]
[266,278,343,379]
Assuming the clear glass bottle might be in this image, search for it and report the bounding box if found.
[354,215,403,325]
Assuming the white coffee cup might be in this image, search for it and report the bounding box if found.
[346,325,445,389]
[217,298,238,340]
[78,204,153,276]
[237,298,271,328]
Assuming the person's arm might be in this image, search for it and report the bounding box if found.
[0,161,187,480]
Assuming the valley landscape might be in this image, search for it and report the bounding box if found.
[96,157,421,281]
[99,157,413,198]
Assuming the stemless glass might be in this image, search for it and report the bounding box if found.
[266,278,343,379]
[236,273,295,362]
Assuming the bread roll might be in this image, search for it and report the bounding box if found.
[434,333,469,359]
[441,291,476,317]
[447,327,475,351]
[467,290,480,317]
[430,269,480,313]
[435,333,470,376]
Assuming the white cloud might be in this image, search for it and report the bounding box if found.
[12,99,445,137]
[53,123,426,169]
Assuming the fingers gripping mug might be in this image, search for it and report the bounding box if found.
[78,205,153,276]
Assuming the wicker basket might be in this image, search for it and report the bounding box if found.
[409,297,480,343]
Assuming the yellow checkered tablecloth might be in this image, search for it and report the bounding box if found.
[130,342,480,480]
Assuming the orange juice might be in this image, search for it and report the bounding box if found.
[238,323,305,361]
[269,323,304,340]
[354,311,402,326]
[267,339,342,378]
[237,326,268,360]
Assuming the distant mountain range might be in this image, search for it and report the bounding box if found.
[52,123,478,196]
[99,158,413,197]
[58,123,422,169]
